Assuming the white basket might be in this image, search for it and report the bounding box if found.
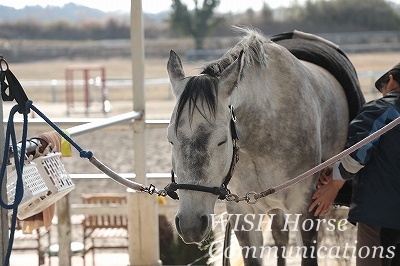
[7,152,75,220]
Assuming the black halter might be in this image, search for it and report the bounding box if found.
[164,105,239,200]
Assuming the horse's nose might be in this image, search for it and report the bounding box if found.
[175,214,210,244]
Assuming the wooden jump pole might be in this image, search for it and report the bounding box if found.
[129,0,160,265]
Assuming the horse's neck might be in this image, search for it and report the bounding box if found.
[231,64,315,157]
[234,53,307,115]
[234,78,304,123]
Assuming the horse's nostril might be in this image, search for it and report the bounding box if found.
[175,216,182,235]
[200,215,209,233]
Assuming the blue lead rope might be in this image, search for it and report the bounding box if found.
[0,101,93,266]
[0,103,29,266]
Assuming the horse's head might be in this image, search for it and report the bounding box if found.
[166,50,243,243]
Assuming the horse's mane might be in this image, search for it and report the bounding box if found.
[175,28,269,132]
[201,27,269,77]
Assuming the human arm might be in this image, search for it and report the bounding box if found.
[309,162,346,216]
[309,100,395,216]
[309,156,362,216]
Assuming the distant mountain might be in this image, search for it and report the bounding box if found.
[0,3,167,24]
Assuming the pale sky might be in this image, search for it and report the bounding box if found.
[1,0,305,14]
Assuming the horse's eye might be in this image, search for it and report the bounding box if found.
[169,141,174,145]
[218,140,227,146]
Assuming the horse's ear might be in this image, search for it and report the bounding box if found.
[219,50,244,97]
[167,50,186,97]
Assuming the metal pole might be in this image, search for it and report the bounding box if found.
[66,111,142,137]
[65,68,74,115]
[84,69,89,115]
[131,0,146,211]
[129,0,160,265]
[101,67,108,113]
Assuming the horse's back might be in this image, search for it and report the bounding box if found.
[271,30,365,121]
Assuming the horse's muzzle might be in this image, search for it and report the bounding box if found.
[175,214,210,244]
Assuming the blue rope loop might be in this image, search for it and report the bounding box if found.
[0,100,93,266]
[0,102,30,266]
[0,103,28,209]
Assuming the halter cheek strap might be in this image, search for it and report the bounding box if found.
[164,105,240,200]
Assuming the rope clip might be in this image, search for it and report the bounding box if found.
[225,191,259,204]
[0,55,29,112]
[142,184,168,197]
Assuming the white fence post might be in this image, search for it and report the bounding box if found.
[130,0,160,265]
[127,189,160,265]
[57,195,72,266]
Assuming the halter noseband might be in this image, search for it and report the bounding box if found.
[164,105,239,200]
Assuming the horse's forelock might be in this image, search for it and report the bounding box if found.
[175,75,219,133]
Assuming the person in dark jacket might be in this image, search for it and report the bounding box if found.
[309,62,400,266]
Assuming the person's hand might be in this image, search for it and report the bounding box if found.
[317,167,333,188]
[309,178,345,216]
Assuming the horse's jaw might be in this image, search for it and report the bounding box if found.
[174,193,216,244]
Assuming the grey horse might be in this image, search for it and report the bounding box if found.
[166,28,364,265]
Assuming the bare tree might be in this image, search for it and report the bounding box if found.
[170,0,224,50]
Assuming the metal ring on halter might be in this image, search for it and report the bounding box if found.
[157,190,168,197]
[245,191,258,204]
